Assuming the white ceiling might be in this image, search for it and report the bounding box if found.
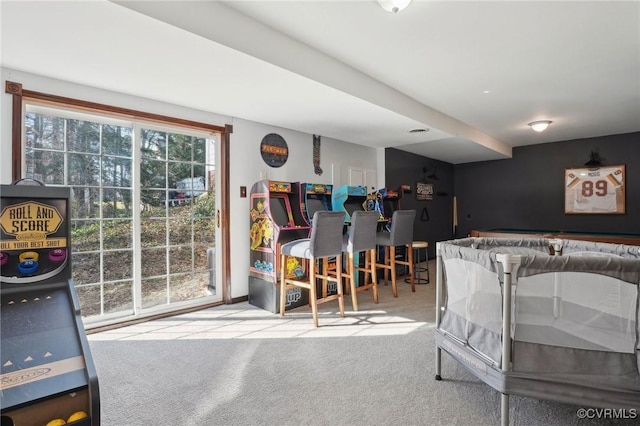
[2,0,639,164]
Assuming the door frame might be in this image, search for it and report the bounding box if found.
[7,80,232,322]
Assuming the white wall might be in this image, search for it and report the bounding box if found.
[1,68,380,300]
[229,118,378,298]
[0,67,231,182]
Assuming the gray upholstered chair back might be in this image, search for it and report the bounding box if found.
[346,210,379,253]
[309,211,346,258]
[388,209,416,246]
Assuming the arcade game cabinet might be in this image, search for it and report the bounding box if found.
[366,185,412,277]
[299,183,333,226]
[0,183,100,426]
[332,185,379,290]
[331,185,368,224]
[248,180,311,313]
[299,183,339,298]
[369,185,412,228]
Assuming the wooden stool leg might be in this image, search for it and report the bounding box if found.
[306,258,313,308]
[390,246,398,298]
[425,254,430,283]
[321,258,328,298]
[384,246,390,284]
[362,250,371,288]
[369,249,379,303]
[280,254,287,316]
[349,252,358,312]
[309,258,319,327]
[336,256,345,318]
[309,259,318,327]
[408,243,415,292]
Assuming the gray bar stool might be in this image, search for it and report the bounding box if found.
[404,241,429,284]
[342,210,380,311]
[280,210,346,328]
[374,209,417,297]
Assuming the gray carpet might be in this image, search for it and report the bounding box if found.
[88,264,632,425]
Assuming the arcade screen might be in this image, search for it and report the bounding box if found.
[305,197,328,222]
[269,195,291,228]
[344,199,365,219]
[383,199,398,218]
[0,287,87,409]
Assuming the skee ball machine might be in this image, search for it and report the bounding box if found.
[299,183,333,226]
[0,184,100,426]
[248,180,311,313]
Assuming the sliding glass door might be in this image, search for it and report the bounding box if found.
[138,127,219,312]
[24,105,222,324]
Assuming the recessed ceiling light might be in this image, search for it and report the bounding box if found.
[483,90,491,94]
[409,128,429,133]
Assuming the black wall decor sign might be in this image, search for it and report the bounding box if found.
[416,182,434,201]
[260,133,289,168]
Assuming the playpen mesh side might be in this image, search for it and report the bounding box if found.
[439,238,640,392]
[439,238,552,364]
[440,257,503,363]
[513,259,640,391]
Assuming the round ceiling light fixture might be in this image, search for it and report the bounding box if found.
[528,120,552,132]
[378,0,412,14]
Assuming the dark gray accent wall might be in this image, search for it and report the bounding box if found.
[385,148,455,259]
[454,132,640,237]
[385,132,639,257]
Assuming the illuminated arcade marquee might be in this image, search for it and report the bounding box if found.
[1,198,69,284]
[300,182,333,225]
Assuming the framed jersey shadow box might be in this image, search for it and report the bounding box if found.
[564,165,625,214]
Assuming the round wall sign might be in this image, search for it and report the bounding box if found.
[260,133,289,168]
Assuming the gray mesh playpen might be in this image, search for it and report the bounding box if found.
[435,237,640,425]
